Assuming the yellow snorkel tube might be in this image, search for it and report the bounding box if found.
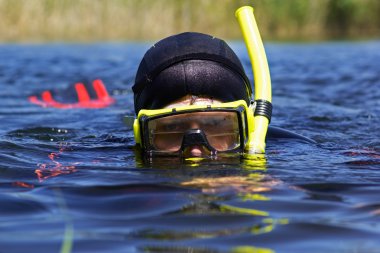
[236,6,272,154]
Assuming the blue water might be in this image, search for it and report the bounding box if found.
[1,41,380,253]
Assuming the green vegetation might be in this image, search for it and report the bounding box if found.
[1,0,379,42]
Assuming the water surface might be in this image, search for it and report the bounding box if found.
[1,41,380,253]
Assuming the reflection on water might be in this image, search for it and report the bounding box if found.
[35,142,77,182]
[1,42,380,252]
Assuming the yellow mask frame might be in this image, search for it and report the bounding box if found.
[133,100,255,153]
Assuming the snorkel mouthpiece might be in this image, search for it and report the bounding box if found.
[235,6,273,154]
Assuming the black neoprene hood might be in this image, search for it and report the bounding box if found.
[133,32,252,114]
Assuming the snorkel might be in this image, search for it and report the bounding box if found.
[235,6,273,154]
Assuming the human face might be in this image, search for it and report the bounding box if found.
[167,96,218,157]
[149,111,241,156]
[133,98,251,158]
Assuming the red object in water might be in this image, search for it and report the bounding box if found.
[29,79,115,109]
[35,143,78,182]
[12,181,35,189]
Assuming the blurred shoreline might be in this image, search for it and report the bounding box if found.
[1,0,379,43]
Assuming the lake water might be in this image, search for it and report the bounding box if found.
[1,41,379,253]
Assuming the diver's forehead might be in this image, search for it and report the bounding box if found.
[164,95,223,109]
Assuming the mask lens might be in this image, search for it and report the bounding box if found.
[147,111,241,152]
[206,132,240,151]
[150,132,183,152]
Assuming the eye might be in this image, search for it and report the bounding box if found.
[163,123,179,131]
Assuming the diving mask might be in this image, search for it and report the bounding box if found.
[131,100,255,156]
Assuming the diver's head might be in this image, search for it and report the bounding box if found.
[132,32,253,158]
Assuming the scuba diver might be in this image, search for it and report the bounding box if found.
[132,31,256,158]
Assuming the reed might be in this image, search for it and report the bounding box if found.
[0,0,379,42]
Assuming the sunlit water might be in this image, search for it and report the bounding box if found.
[1,41,379,253]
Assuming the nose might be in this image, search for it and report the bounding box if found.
[183,145,209,157]
[181,129,214,157]
[189,145,203,157]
